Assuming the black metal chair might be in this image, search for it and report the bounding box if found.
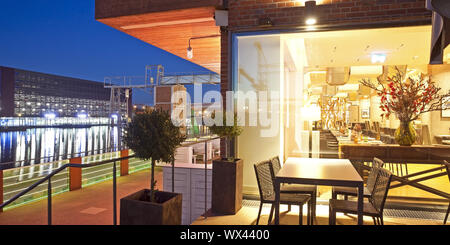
[329,167,393,225]
[443,160,450,225]
[270,156,317,224]
[332,157,385,200]
[254,160,311,225]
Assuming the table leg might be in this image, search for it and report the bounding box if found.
[274,180,280,225]
[357,183,363,225]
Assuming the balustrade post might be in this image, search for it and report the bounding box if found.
[0,170,3,212]
[113,161,117,225]
[120,149,129,176]
[48,178,52,225]
[69,157,82,191]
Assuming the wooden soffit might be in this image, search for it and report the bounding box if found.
[96,0,222,73]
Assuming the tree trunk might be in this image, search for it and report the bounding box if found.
[151,159,155,191]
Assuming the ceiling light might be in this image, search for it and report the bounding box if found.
[371,53,386,63]
[350,66,383,75]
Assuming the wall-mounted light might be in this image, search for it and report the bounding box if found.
[305,18,317,25]
[305,0,317,26]
[187,45,193,59]
[186,35,221,59]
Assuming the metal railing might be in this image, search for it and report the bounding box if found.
[0,154,135,225]
[1,135,221,225]
[0,147,123,170]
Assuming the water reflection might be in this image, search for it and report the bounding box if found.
[0,126,120,169]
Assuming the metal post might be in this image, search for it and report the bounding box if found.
[113,161,117,225]
[48,178,52,225]
[204,140,208,219]
[172,159,175,193]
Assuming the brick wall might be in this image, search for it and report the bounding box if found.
[228,0,431,30]
[220,0,432,158]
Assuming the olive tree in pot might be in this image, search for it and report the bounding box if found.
[120,109,186,225]
[209,112,244,214]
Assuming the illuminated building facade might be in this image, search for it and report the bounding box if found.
[0,66,132,119]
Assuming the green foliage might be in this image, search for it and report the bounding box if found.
[208,112,243,140]
[124,109,186,200]
[124,109,186,163]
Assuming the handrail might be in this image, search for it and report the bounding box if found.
[0,135,221,225]
[0,154,135,225]
[0,147,124,170]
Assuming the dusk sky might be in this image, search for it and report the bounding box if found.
[0,0,219,105]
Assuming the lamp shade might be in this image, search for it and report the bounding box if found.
[301,104,321,121]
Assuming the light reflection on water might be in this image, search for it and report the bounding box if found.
[0,126,120,169]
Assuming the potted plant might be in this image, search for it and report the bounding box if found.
[360,67,450,146]
[120,109,186,225]
[209,112,244,215]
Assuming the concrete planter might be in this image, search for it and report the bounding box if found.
[211,158,243,215]
[120,189,182,225]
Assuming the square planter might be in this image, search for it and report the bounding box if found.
[211,158,243,215]
[120,189,182,225]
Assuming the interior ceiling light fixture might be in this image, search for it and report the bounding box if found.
[187,35,221,59]
[371,53,387,63]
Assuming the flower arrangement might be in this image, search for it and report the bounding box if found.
[360,67,450,145]
[360,67,450,122]
[351,123,362,143]
[353,123,362,132]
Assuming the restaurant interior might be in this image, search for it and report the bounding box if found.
[235,25,450,206]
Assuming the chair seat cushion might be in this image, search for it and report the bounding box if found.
[266,193,310,204]
[332,186,371,198]
[281,184,317,194]
[329,199,379,216]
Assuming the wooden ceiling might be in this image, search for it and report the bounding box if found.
[97,6,221,73]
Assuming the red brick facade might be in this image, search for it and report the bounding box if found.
[219,0,432,157]
[227,0,430,29]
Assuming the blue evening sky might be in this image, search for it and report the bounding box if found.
[0,0,219,105]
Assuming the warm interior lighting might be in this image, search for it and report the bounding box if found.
[371,53,386,63]
[305,18,317,25]
[300,104,321,121]
[350,65,383,75]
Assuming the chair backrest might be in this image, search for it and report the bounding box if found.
[366,157,385,192]
[444,160,450,183]
[254,160,275,201]
[370,167,393,214]
[270,156,281,175]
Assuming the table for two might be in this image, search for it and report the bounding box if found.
[274,157,364,225]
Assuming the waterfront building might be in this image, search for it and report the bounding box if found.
[0,66,132,119]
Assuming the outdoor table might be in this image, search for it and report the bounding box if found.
[274,157,364,225]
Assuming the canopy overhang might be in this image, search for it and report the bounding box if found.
[95,0,223,73]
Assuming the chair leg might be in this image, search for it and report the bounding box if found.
[256,202,263,225]
[288,204,291,212]
[299,204,303,225]
[444,203,450,225]
[311,191,316,225]
[380,216,384,225]
[307,201,311,225]
[329,205,335,225]
[372,217,377,225]
[268,204,274,225]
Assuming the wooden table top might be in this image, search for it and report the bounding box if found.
[277,158,363,184]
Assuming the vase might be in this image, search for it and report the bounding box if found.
[394,121,416,146]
